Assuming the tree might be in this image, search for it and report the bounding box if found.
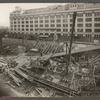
[0,26,8,54]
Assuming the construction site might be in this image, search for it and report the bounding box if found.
[0,12,100,97]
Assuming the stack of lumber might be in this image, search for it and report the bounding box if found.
[8,71,22,86]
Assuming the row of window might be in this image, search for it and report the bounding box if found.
[77,18,100,22]
[11,28,100,33]
[77,29,100,32]
[77,23,100,27]
[12,12,100,21]
[11,17,100,25]
[12,11,100,19]
[11,23,100,28]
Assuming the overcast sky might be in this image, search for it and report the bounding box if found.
[0,3,65,27]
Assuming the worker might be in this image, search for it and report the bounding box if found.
[36,57,41,66]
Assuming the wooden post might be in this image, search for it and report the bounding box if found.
[67,12,77,73]
[66,42,68,75]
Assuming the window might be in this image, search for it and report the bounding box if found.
[14,22,16,24]
[18,25,20,27]
[30,25,33,27]
[63,24,65,27]
[11,28,13,30]
[35,29,38,31]
[26,21,29,23]
[94,12,100,16]
[63,29,68,32]
[18,21,20,24]
[26,25,28,27]
[30,29,33,31]
[56,24,61,27]
[63,29,65,32]
[70,14,73,17]
[70,29,75,32]
[70,24,72,27]
[63,19,67,22]
[77,24,83,27]
[22,29,24,31]
[45,24,49,27]
[14,28,16,30]
[26,29,29,31]
[86,24,92,27]
[85,18,92,22]
[21,18,24,20]
[45,33,48,35]
[94,23,100,27]
[63,15,68,18]
[70,19,73,22]
[94,29,100,32]
[30,17,33,20]
[22,25,24,27]
[45,16,49,19]
[50,20,55,23]
[77,29,83,32]
[34,17,38,20]
[45,20,49,23]
[30,21,33,23]
[77,18,83,22]
[57,29,61,32]
[63,24,68,27]
[35,21,38,23]
[26,18,28,20]
[85,29,92,32]
[85,13,92,17]
[22,21,24,23]
[95,18,100,21]
[50,16,55,19]
[40,20,43,23]
[77,14,83,17]
[39,16,43,19]
[40,24,43,27]
[56,19,61,23]
[35,25,38,27]
[56,15,61,18]
[50,24,55,27]
[14,25,16,27]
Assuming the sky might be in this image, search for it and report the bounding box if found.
[0,3,65,27]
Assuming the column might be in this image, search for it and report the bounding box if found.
[92,11,94,37]
[83,12,85,37]
[43,15,45,35]
[61,13,63,36]
[33,16,35,34]
[67,13,70,36]
[75,15,77,36]
[91,11,94,42]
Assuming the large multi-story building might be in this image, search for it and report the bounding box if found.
[10,3,100,41]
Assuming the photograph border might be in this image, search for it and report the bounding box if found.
[0,0,100,100]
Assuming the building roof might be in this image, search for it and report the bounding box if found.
[52,45,100,58]
[10,3,100,16]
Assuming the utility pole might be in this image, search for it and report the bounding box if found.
[67,12,77,74]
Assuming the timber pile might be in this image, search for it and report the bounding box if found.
[7,71,22,86]
[27,41,64,55]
